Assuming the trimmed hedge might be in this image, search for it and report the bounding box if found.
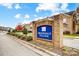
[9,32,33,41]
[76,32,79,34]
[63,31,70,34]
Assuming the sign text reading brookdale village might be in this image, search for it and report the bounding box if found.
[37,25,52,41]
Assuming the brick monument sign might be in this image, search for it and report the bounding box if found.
[32,14,63,48]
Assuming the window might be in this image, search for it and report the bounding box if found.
[63,19,67,23]
[76,13,79,20]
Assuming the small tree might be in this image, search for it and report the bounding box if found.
[16,25,23,31]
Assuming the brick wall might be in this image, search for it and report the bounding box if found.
[32,14,63,48]
[63,15,73,34]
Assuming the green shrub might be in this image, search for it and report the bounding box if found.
[7,32,10,34]
[23,28,28,35]
[21,35,27,40]
[17,35,21,38]
[76,32,79,34]
[8,29,10,33]
[12,29,17,32]
[12,33,15,36]
[28,31,32,33]
[63,31,70,34]
[26,36,33,41]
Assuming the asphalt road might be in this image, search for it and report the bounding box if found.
[0,31,40,56]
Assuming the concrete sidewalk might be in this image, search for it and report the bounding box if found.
[64,38,79,49]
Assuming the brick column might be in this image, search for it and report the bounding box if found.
[32,21,37,41]
[75,24,78,33]
[53,14,63,48]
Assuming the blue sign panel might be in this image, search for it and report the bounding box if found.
[37,25,52,41]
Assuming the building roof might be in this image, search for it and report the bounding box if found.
[65,11,74,15]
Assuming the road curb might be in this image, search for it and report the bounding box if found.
[21,40,60,56]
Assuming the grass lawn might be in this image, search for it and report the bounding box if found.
[14,32,32,36]
[64,34,79,38]
[15,32,23,35]
[27,33,32,36]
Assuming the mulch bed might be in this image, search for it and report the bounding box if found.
[28,41,79,56]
